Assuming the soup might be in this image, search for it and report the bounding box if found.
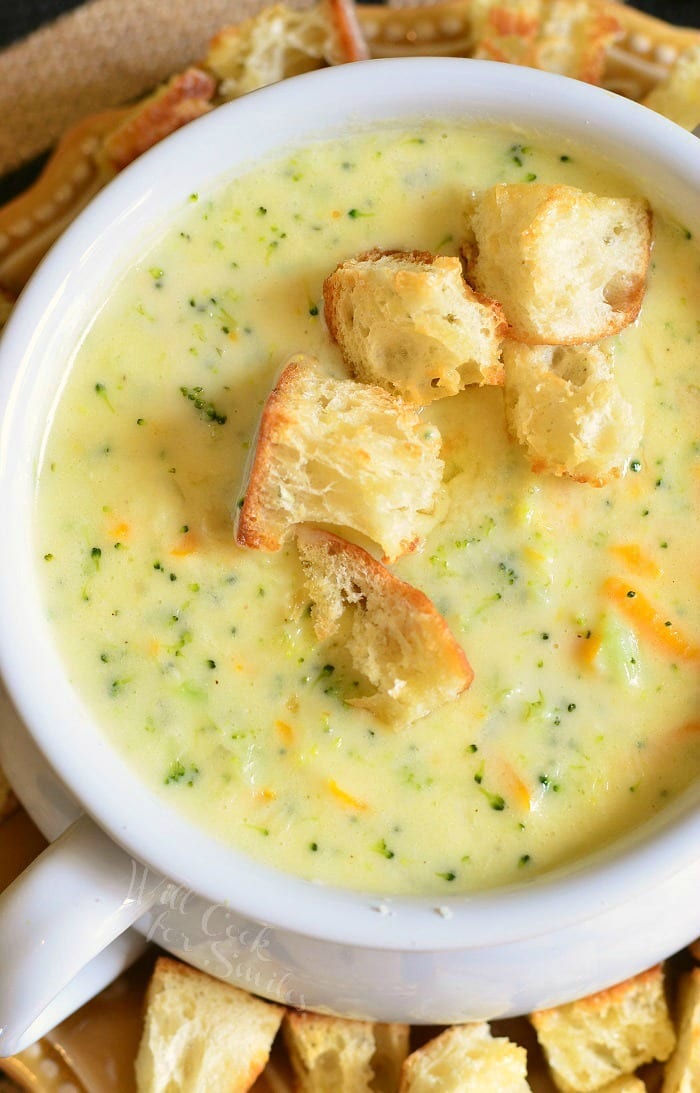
[36,122,700,895]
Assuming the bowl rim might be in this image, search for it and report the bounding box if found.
[0,56,699,952]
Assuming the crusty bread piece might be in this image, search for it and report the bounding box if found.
[283,1011,409,1092]
[471,0,542,66]
[399,1023,531,1091]
[463,183,652,345]
[661,966,700,1092]
[283,1011,375,1092]
[691,940,700,963]
[472,0,620,85]
[134,956,284,1093]
[323,249,506,403]
[236,354,443,563]
[534,0,621,84]
[530,964,676,1093]
[642,43,700,131]
[296,526,473,725]
[204,0,368,102]
[503,340,642,485]
[101,68,215,172]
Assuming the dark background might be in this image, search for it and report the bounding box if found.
[1,0,697,203]
[1,0,698,49]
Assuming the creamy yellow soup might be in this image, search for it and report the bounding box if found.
[37,123,700,895]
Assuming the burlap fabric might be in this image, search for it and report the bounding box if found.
[0,0,317,176]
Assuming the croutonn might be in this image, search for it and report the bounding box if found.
[296,526,474,725]
[236,354,443,562]
[503,340,642,484]
[135,956,284,1093]
[531,964,676,1093]
[462,182,652,344]
[324,249,506,402]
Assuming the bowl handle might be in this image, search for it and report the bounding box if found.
[0,813,166,1057]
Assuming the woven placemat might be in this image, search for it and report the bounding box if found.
[0,0,315,176]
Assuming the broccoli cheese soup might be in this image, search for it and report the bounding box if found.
[36,123,700,895]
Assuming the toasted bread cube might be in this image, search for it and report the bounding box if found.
[463,183,652,345]
[643,43,700,131]
[531,964,676,1093]
[662,966,700,1092]
[284,1012,375,1092]
[690,939,700,963]
[503,340,642,484]
[399,1023,531,1091]
[296,526,473,725]
[236,354,443,563]
[534,0,621,85]
[471,0,542,66]
[284,1011,409,1092]
[324,249,506,403]
[134,956,284,1093]
[205,0,367,102]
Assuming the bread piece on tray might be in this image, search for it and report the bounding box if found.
[204,0,368,102]
[472,0,621,85]
[324,249,506,403]
[284,1011,409,1092]
[462,183,652,345]
[661,965,700,1093]
[296,526,473,725]
[399,1022,531,1091]
[642,43,700,131]
[503,340,642,484]
[530,964,676,1093]
[101,68,215,171]
[134,956,284,1093]
[236,354,443,563]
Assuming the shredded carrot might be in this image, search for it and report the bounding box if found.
[499,762,532,811]
[275,720,294,745]
[603,577,700,662]
[170,529,199,557]
[108,520,130,540]
[577,630,603,667]
[327,778,370,812]
[524,547,545,564]
[609,544,661,579]
[253,787,277,803]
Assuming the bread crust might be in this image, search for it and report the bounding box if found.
[102,68,215,171]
